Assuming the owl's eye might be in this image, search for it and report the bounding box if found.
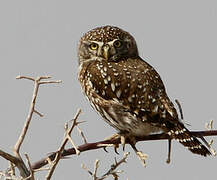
[114,40,122,48]
[89,43,98,50]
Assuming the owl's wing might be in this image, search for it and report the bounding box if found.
[85,58,179,126]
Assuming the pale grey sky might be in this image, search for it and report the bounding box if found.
[0,0,216,179]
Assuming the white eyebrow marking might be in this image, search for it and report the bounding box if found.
[107,39,119,46]
[89,41,104,46]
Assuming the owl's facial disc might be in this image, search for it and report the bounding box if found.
[78,26,139,64]
[88,39,124,61]
[98,39,127,61]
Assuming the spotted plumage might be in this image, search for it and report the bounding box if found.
[78,25,211,156]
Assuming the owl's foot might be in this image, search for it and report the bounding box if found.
[104,133,120,154]
[104,133,130,153]
[130,143,148,167]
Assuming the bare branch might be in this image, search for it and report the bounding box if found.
[45,109,82,180]
[39,80,62,85]
[32,130,217,170]
[81,163,93,176]
[65,133,80,155]
[0,75,62,179]
[101,152,129,178]
[14,76,61,157]
[33,110,44,117]
[16,75,35,82]
[82,153,129,180]
[24,154,35,180]
[77,126,88,144]
[93,159,99,179]
[0,149,20,164]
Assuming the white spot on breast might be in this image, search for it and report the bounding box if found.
[116,89,122,98]
[107,76,111,81]
[153,105,158,113]
[114,72,119,76]
[148,95,152,99]
[138,85,142,89]
[89,81,93,88]
[162,110,166,118]
[100,70,107,77]
[104,79,108,85]
[128,96,133,102]
[115,82,119,87]
[111,83,115,92]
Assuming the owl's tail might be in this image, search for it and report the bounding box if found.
[167,121,211,156]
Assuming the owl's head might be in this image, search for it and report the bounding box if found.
[78,25,138,64]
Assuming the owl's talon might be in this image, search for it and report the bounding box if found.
[103,147,108,153]
[120,135,126,151]
[104,133,121,154]
[114,146,119,155]
[130,142,148,167]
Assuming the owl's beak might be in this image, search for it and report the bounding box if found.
[103,45,110,60]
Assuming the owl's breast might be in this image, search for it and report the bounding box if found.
[78,59,171,135]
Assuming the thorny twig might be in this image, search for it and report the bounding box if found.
[24,154,35,180]
[77,125,88,144]
[82,152,130,180]
[14,75,61,157]
[45,109,82,180]
[0,75,61,179]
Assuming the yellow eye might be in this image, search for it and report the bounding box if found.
[114,40,122,48]
[90,43,98,50]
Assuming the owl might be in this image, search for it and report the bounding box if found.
[78,25,210,156]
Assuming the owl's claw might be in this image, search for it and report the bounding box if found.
[120,135,126,151]
[104,133,128,153]
[114,145,120,154]
[103,147,108,153]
